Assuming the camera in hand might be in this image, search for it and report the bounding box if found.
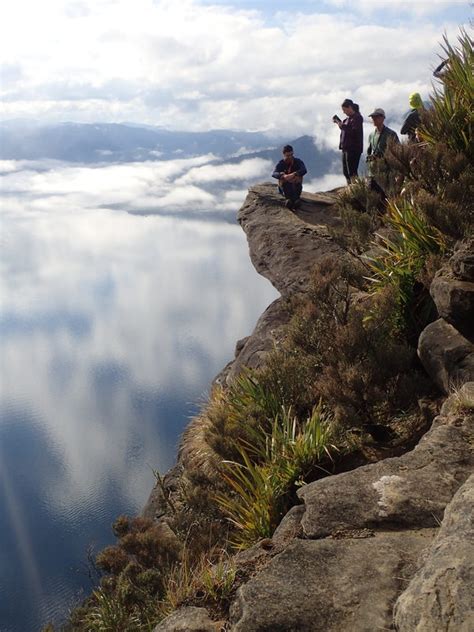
[332,114,341,123]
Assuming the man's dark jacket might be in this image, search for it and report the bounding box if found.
[339,111,363,153]
[400,109,421,142]
[272,157,307,181]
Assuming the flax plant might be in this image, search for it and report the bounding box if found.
[215,403,335,548]
[421,30,473,160]
[364,198,445,327]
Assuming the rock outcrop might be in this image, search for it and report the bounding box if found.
[298,402,473,537]
[145,185,473,630]
[418,319,474,393]
[218,183,343,387]
[237,183,343,296]
[418,239,474,393]
[430,238,474,340]
[230,532,434,632]
[394,474,474,632]
[228,392,473,631]
[154,606,218,632]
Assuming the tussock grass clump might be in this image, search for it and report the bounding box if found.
[449,382,474,412]
[64,516,181,630]
[384,141,473,241]
[215,404,335,548]
[205,359,315,463]
[286,259,424,428]
[203,256,426,469]
[160,548,237,619]
[64,515,235,631]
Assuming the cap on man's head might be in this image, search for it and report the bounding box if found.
[369,108,385,118]
[283,144,293,153]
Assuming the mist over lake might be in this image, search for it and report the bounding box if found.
[0,155,280,631]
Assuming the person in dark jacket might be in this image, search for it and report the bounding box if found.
[272,145,307,209]
[400,92,424,143]
[333,98,363,184]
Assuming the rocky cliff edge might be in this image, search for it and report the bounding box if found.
[149,183,474,632]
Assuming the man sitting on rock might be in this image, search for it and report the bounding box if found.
[272,144,307,209]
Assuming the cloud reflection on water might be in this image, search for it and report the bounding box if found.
[0,159,278,630]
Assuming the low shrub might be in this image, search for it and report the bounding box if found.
[331,178,382,253]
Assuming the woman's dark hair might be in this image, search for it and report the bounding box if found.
[341,98,360,113]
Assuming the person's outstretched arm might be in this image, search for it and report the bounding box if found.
[433,59,448,78]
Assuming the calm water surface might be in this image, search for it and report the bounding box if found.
[0,161,277,631]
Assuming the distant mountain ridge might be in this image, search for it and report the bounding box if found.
[226,135,338,180]
[0,121,280,163]
[0,122,338,178]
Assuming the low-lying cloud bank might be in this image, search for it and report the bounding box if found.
[1,154,345,220]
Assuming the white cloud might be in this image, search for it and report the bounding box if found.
[306,172,346,192]
[0,203,279,524]
[0,158,279,519]
[0,0,468,141]
[136,184,216,209]
[176,157,271,185]
[0,154,265,219]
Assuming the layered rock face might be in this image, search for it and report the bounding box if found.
[418,238,474,393]
[152,185,474,632]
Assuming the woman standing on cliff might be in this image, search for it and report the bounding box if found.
[333,98,364,184]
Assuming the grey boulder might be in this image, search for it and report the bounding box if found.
[153,606,217,632]
[418,319,474,393]
[230,532,434,632]
[394,474,474,632]
[430,275,474,339]
[297,407,473,538]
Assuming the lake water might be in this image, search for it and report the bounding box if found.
[0,160,277,631]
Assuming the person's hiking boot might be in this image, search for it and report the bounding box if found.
[293,198,302,209]
[285,199,294,209]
